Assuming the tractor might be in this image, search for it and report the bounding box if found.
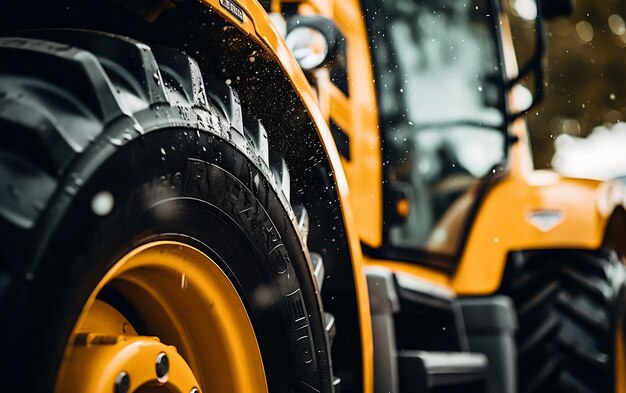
[0,0,624,392]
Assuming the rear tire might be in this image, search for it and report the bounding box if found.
[0,31,333,392]
[503,249,626,393]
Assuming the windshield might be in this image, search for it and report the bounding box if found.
[362,0,506,258]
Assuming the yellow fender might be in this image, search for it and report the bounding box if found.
[192,0,375,388]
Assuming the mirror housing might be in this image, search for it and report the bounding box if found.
[285,15,345,71]
[507,0,575,120]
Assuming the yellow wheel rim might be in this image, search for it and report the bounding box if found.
[55,241,268,393]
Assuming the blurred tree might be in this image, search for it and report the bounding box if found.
[508,0,626,168]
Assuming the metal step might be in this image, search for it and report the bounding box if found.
[397,350,488,392]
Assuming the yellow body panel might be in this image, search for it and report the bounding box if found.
[364,256,453,290]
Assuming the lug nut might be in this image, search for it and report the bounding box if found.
[156,352,169,381]
[114,371,130,393]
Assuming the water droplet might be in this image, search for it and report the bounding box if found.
[72,173,84,186]
[92,191,114,216]
[575,21,594,43]
[608,14,625,36]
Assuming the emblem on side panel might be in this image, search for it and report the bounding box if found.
[220,0,245,23]
[527,210,565,232]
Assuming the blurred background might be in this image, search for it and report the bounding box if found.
[509,0,626,179]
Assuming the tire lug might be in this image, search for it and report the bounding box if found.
[156,352,169,381]
[114,371,130,393]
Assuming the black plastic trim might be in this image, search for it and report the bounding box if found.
[330,120,350,160]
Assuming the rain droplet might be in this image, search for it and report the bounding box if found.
[72,173,84,186]
[575,21,594,43]
[92,191,114,216]
[608,14,626,36]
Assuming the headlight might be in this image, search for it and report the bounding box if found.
[285,26,329,71]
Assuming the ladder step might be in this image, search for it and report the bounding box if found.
[398,350,489,392]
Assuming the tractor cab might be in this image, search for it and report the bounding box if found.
[281,0,571,268]
[362,0,508,264]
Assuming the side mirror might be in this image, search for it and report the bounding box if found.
[507,0,575,120]
[285,15,345,71]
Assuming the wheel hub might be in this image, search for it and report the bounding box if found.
[62,333,200,393]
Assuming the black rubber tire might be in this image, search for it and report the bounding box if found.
[503,249,626,393]
[0,31,333,392]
